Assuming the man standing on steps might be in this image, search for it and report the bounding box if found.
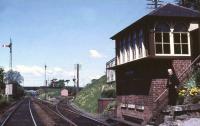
[167,69,179,106]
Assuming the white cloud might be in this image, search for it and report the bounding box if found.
[53,67,63,72]
[11,65,75,78]
[5,65,104,87]
[15,65,44,76]
[89,49,104,58]
[9,65,77,87]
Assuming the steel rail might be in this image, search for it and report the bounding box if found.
[35,98,77,126]
[0,100,24,126]
[55,105,78,126]
[29,100,37,126]
[1,99,37,126]
[58,102,110,126]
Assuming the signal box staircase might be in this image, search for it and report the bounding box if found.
[148,55,200,125]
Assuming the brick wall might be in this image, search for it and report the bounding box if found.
[115,59,192,125]
[98,98,115,113]
[152,79,168,102]
[116,79,167,125]
[116,95,153,125]
[172,59,191,82]
[172,60,191,76]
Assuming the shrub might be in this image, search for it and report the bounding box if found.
[101,88,116,98]
[178,86,200,104]
[195,70,200,87]
[189,87,200,96]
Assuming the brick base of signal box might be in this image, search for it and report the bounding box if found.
[115,59,191,125]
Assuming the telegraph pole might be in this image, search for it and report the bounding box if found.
[76,64,79,93]
[9,38,12,71]
[147,0,163,9]
[73,76,76,97]
[44,65,47,100]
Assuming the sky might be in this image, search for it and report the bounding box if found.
[0,0,175,87]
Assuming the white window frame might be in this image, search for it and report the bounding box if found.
[138,30,143,58]
[120,40,123,64]
[173,32,191,56]
[132,32,137,60]
[123,38,127,63]
[126,35,131,62]
[116,44,120,65]
[155,26,191,56]
[155,32,171,55]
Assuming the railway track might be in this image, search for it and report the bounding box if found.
[0,98,136,126]
[36,98,109,126]
[59,99,134,126]
[1,98,38,126]
[57,99,110,126]
[34,98,77,126]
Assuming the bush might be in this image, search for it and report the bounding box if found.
[103,101,116,116]
[178,86,200,104]
[101,88,116,98]
[0,96,10,108]
[195,70,200,87]
[12,84,25,99]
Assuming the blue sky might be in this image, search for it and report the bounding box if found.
[0,0,174,87]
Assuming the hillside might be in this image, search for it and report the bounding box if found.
[74,75,115,113]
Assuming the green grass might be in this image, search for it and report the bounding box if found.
[38,88,61,99]
[0,96,13,109]
[74,75,115,113]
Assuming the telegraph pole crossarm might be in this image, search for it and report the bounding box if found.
[147,0,163,9]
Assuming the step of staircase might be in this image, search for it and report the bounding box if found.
[162,104,200,114]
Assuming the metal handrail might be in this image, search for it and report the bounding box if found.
[154,54,200,103]
[106,57,116,65]
[106,57,116,68]
[177,55,200,79]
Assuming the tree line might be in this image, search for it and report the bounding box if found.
[175,0,200,11]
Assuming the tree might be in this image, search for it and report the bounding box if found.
[56,80,65,88]
[175,0,200,11]
[3,70,24,99]
[0,68,5,93]
[49,79,65,88]
[49,78,57,87]
[4,70,24,84]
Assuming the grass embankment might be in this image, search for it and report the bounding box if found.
[74,75,116,113]
[0,96,10,107]
[0,96,15,113]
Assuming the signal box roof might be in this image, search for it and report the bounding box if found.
[111,3,200,40]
